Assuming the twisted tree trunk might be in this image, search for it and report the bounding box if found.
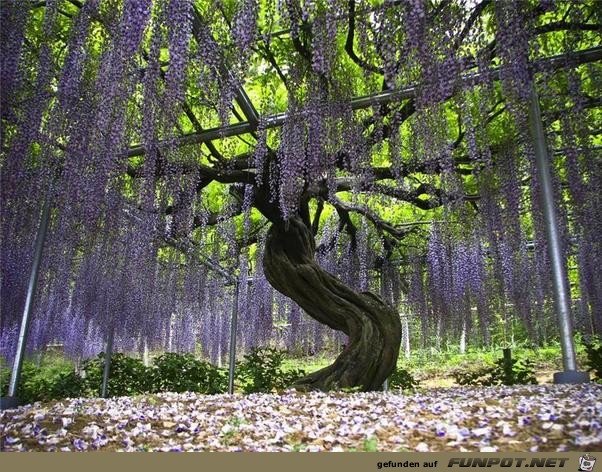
[263,216,401,391]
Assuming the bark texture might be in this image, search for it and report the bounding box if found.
[263,216,402,391]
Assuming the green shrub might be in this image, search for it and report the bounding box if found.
[22,363,85,403]
[452,364,493,386]
[453,351,537,386]
[82,353,152,397]
[584,338,602,382]
[151,352,227,394]
[235,347,305,393]
[490,356,537,386]
[388,366,419,391]
[0,360,84,404]
[0,365,9,397]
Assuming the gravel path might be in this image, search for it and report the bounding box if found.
[1,384,601,452]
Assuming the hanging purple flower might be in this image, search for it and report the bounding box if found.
[165,0,193,108]
[120,0,152,58]
[232,0,258,58]
[0,0,30,125]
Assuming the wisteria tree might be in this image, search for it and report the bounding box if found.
[1,0,600,391]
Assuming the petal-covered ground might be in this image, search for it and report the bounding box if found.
[1,384,601,452]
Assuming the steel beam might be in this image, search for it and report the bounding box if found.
[228,280,239,395]
[380,268,391,392]
[0,198,52,410]
[101,326,115,398]
[127,46,601,158]
[167,237,241,393]
[527,85,589,384]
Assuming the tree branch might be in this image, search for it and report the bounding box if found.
[311,198,324,235]
[335,205,358,250]
[455,0,492,48]
[330,197,413,240]
[535,21,602,35]
[345,0,383,74]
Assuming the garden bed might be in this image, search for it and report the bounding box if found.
[1,384,601,452]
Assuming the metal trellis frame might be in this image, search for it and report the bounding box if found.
[2,24,598,409]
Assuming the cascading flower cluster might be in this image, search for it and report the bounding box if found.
[232,0,258,59]
[164,0,193,109]
[0,0,30,127]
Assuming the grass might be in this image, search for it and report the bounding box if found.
[281,354,332,373]
[281,343,584,388]
[278,344,575,390]
[398,344,574,383]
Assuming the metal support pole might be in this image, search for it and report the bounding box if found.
[403,315,411,359]
[380,268,391,392]
[527,86,589,384]
[101,326,115,398]
[0,198,52,410]
[502,348,513,384]
[228,280,239,394]
[164,235,243,391]
[142,336,150,367]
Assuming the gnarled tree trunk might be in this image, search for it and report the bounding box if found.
[263,216,402,392]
